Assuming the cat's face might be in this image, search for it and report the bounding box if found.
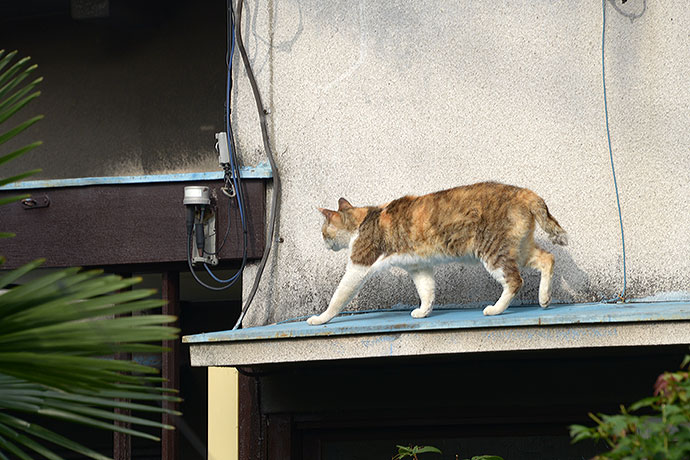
[318,198,360,251]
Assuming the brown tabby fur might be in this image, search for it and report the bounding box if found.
[312,182,567,324]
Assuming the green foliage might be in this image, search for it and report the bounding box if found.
[0,49,43,212]
[392,445,503,460]
[393,445,442,460]
[570,356,690,460]
[0,50,181,459]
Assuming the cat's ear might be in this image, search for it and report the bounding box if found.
[318,207,338,221]
[338,197,353,211]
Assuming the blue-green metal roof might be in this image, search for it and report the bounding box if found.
[183,301,690,344]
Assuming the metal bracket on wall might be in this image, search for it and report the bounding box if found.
[192,211,219,266]
[21,195,50,210]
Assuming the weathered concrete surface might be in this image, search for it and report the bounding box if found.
[185,302,690,366]
[5,1,686,327]
[1,2,227,179]
[236,0,690,326]
[189,320,690,367]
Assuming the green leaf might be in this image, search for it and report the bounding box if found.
[0,141,42,166]
[0,77,42,114]
[393,445,414,460]
[0,50,19,74]
[414,446,442,455]
[0,91,41,126]
[629,396,660,412]
[0,62,37,102]
[40,400,174,430]
[0,432,33,460]
[0,169,41,187]
[0,68,39,108]
[0,56,32,89]
[0,194,29,206]
[39,391,179,414]
[0,114,44,145]
[34,408,162,441]
[681,355,690,370]
[1,290,159,326]
[8,421,110,460]
[569,424,595,444]
[0,416,63,460]
[0,259,44,290]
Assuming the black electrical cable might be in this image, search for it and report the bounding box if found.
[203,162,248,257]
[190,0,248,287]
[232,0,281,330]
[200,192,233,255]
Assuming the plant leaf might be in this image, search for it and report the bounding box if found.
[0,77,42,114]
[0,141,42,167]
[0,114,44,145]
[414,446,442,455]
[0,194,29,206]
[0,259,44,290]
[0,51,19,75]
[0,91,40,126]
[0,169,41,187]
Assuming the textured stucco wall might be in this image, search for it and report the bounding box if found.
[236,0,689,327]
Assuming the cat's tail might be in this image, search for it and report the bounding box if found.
[529,194,568,246]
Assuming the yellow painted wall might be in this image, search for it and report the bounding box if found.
[208,367,238,460]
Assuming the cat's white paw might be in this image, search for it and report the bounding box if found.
[411,308,430,319]
[483,304,502,316]
[539,293,551,308]
[307,315,328,326]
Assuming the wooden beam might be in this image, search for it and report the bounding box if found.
[162,271,180,460]
[266,414,292,460]
[113,350,132,460]
[238,372,263,460]
[114,273,133,460]
[0,180,265,269]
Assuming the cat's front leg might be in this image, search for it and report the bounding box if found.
[409,268,435,318]
[307,263,371,325]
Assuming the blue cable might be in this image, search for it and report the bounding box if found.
[226,6,242,217]
[602,0,627,302]
[204,263,242,284]
[198,1,247,286]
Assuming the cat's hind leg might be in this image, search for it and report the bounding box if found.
[526,245,555,308]
[307,262,371,325]
[408,268,435,319]
[482,260,523,316]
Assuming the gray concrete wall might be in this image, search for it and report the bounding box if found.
[237,0,690,326]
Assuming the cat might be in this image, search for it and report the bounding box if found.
[308,181,567,325]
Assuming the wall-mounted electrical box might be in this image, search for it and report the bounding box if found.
[184,185,219,266]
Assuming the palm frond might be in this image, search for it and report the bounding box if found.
[0,51,41,183]
[0,265,181,457]
[0,50,181,459]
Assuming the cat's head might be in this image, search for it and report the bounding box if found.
[318,198,364,251]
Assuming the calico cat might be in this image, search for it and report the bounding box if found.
[308,182,567,325]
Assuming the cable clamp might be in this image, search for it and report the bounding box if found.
[222,186,236,198]
[222,167,236,198]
